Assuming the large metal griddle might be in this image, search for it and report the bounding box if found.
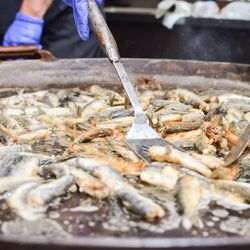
[0,58,250,250]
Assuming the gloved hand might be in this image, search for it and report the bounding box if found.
[63,0,103,41]
[3,12,44,49]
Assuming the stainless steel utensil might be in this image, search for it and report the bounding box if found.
[88,0,182,161]
[224,124,250,166]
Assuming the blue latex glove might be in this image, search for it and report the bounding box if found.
[63,0,103,41]
[3,12,44,49]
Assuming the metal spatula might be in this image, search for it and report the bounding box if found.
[88,0,183,161]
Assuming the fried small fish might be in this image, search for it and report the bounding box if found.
[191,153,225,170]
[177,176,204,230]
[212,180,250,201]
[149,146,212,177]
[71,168,110,199]
[7,182,43,221]
[164,129,202,149]
[0,176,37,194]
[95,166,165,219]
[166,89,209,112]
[140,164,181,190]
[27,176,74,207]
[78,155,145,176]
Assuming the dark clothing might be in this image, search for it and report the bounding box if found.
[0,0,102,58]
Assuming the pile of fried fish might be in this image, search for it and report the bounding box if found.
[0,84,249,231]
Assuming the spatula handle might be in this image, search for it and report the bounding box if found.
[88,0,147,122]
[88,0,120,62]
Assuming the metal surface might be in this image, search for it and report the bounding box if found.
[0,58,249,250]
[224,124,250,166]
[0,58,249,88]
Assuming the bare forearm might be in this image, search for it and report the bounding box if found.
[20,0,54,19]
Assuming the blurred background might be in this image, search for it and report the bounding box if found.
[104,0,250,64]
[0,0,249,63]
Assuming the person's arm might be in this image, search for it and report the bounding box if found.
[3,0,54,48]
[20,0,54,19]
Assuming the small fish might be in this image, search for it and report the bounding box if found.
[0,145,31,155]
[0,176,37,194]
[158,114,182,126]
[18,129,52,143]
[107,138,140,162]
[222,103,250,113]
[95,166,165,219]
[208,187,250,211]
[0,114,19,129]
[96,116,134,130]
[239,153,250,167]
[43,160,73,178]
[73,128,113,144]
[71,168,110,199]
[224,129,250,149]
[1,90,48,105]
[10,157,40,178]
[0,124,18,141]
[7,182,43,221]
[229,120,249,136]
[195,131,217,155]
[182,109,204,123]
[190,153,225,170]
[149,146,212,177]
[152,100,191,113]
[211,162,240,181]
[24,107,40,116]
[224,108,243,126]
[42,93,59,108]
[40,107,75,117]
[205,115,223,144]
[78,155,145,176]
[1,108,24,116]
[68,142,112,156]
[218,93,250,105]
[27,176,74,207]
[79,108,112,123]
[162,120,203,135]
[212,180,250,201]
[111,108,134,119]
[177,176,204,230]
[165,129,202,149]
[140,164,181,190]
[244,112,250,122]
[26,99,50,108]
[166,89,209,112]
[57,89,80,103]
[138,90,160,110]
[89,85,124,106]
[81,100,108,119]
[0,155,38,177]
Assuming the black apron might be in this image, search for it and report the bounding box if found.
[0,0,102,58]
